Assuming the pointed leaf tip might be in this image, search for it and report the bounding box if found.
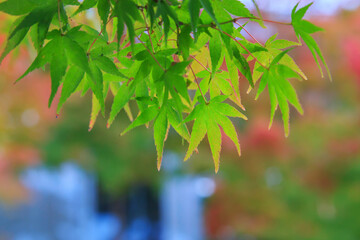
[89,121,94,131]
[154,108,168,172]
[157,159,162,171]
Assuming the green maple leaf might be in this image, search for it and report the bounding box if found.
[120,101,189,171]
[256,50,304,137]
[0,0,330,172]
[153,107,170,171]
[155,102,191,170]
[184,96,246,173]
[49,36,67,107]
[57,65,85,114]
[291,3,332,80]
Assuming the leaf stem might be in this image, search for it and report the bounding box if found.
[88,28,105,54]
[87,16,113,54]
[234,22,263,47]
[141,9,155,53]
[136,36,165,71]
[232,17,292,26]
[251,0,263,24]
[190,55,212,74]
[157,34,165,46]
[189,65,207,103]
[201,17,292,27]
[215,28,268,69]
[57,0,63,34]
[135,26,148,31]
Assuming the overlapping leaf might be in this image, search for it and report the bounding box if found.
[0,0,330,172]
[185,97,246,172]
[292,3,332,80]
[256,50,304,137]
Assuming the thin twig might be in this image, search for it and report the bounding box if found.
[57,0,63,33]
[251,0,263,24]
[135,26,148,31]
[232,16,292,26]
[190,55,211,74]
[136,36,165,71]
[201,16,292,27]
[88,28,105,54]
[189,65,207,103]
[168,27,211,74]
[157,34,165,45]
[141,9,155,53]
[215,28,268,69]
[234,22,263,47]
[87,16,113,54]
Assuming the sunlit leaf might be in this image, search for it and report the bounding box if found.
[121,105,159,135]
[0,0,329,172]
[73,0,97,16]
[154,108,169,170]
[206,116,222,173]
[57,65,85,114]
[0,0,35,15]
[49,43,67,107]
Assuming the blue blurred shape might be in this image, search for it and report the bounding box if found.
[0,162,120,240]
[160,153,215,240]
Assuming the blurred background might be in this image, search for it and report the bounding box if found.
[0,0,359,239]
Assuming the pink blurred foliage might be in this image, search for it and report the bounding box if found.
[343,37,360,87]
[0,14,62,202]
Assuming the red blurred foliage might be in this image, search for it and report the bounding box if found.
[242,119,286,157]
[205,185,270,238]
[343,38,360,86]
[204,9,360,239]
[328,138,360,161]
[0,14,61,202]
